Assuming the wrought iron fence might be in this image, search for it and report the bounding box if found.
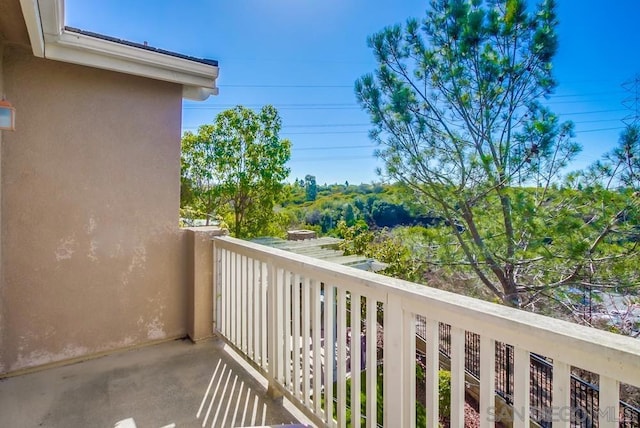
[426,319,640,427]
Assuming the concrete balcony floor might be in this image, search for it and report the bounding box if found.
[0,337,307,428]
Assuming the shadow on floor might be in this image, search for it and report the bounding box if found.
[0,337,304,428]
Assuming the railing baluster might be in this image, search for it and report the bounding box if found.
[241,254,247,353]
[229,253,240,346]
[450,326,465,427]
[218,247,226,336]
[276,267,285,383]
[365,297,377,428]
[247,257,254,359]
[350,292,361,428]
[552,360,570,428]
[479,335,496,428]
[302,277,311,408]
[599,375,620,428]
[231,251,237,345]
[384,293,404,427]
[312,279,322,417]
[336,288,347,427]
[218,248,229,337]
[293,273,301,400]
[229,249,233,339]
[237,254,242,351]
[238,252,243,348]
[513,347,530,428]
[284,270,292,389]
[403,310,416,427]
[255,260,260,363]
[252,259,258,361]
[261,260,268,369]
[425,319,439,428]
[324,284,335,426]
[266,258,278,390]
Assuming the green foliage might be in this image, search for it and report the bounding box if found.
[438,370,452,419]
[181,124,220,225]
[304,174,318,201]
[181,105,291,238]
[589,124,640,190]
[337,221,424,282]
[282,181,436,233]
[355,0,639,308]
[341,369,384,427]
[327,365,454,427]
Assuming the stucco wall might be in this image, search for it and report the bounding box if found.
[0,45,188,375]
[1,42,5,372]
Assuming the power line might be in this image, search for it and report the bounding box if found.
[544,98,625,105]
[283,130,368,135]
[183,123,626,135]
[548,90,626,98]
[184,116,622,129]
[291,155,378,162]
[212,84,626,92]
[184,104,361,110]
[182,123,370,130]
[281,123,369,128]
[183,121,626,135]
[184,103,628,115]
[282,123,628,135]
[573,118,623,125]
[559,108,627,115]
[218,84,353,88]
[183,117,622,131]
[578,126,625,133]
[294,144,375,151]
[184,103,356,108]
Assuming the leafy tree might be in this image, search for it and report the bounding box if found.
[181,126,220,225]
[304,174,318,201]
[320,209,336,233]
[591,124,640,190]
[305,209,322,225]
[370,200,412,227]
[342,203,356,226]
[337,221,423,281]
[355,0,639,307]
[562,124,640,327]
[181,105,291,237]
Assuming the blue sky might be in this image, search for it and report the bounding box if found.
[65,1,640,185]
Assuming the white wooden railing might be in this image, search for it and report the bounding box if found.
[213,236,640,428]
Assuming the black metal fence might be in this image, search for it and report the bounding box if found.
[428,321,640,427]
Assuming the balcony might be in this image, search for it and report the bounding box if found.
[212,235,640,427]
[0,336,306,427]
[2,233,639,428]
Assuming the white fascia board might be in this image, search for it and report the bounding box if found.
[38,0,64,40]
[50,30,219,89]
[20,0,218,100]
[18,0,45,57]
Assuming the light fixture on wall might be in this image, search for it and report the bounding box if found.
[0,98,16,131]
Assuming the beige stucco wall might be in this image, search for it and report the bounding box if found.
[0,45,188,375]
[1,42,5,370]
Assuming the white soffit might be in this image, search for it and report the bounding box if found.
[18,0,218,100]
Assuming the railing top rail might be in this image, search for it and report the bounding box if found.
[213,235,640,387]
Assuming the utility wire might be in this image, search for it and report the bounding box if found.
[294,145,375,151]
[282,131,369,135]
[184,117,622,131]
[184,104,628,115]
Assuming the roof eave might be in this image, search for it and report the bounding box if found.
[18,0,218,100]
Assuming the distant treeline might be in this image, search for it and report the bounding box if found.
[281,180,441,233]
